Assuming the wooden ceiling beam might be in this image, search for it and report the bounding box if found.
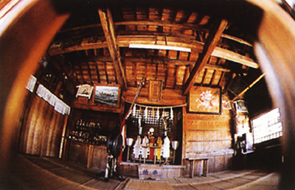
[212,47,259,68]
[86,62,93,84]
[200,68,208,84]
[48,36,258,69]
[116,20,203,31]
[104,62,109,84]
[210,70,217,85]
[183,19,228,95]
[116,20,252,46]
[79,63,85,83]
[58,20,252,47]
[119,56,232,72]
[232,73,265,101]
[174,65,179,88]
[118,36,258,68]
[184,65,190,85]
[71,55,232,73]
[94,61,101,83]
[217,71,225,87]
[98,9,127,89]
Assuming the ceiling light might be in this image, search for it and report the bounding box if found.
[129,44,191,52]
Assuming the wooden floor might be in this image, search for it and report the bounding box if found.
[1,154,279,190]
[124,180,174,190]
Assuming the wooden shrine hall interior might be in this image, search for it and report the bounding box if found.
[1,0,295,189]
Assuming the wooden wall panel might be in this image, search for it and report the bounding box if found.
[68,141,89,166]
[72,96,122,113]
[19,96,41,154]
[40,106,55,156]
[19,94,68,157]
[91,146,108,171]
[122,87,186,106]
[120,163,139,177]
[182,106,234,175]
[41,111,67,157]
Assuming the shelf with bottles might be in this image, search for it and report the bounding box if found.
[74,119,102,131]
[68,119,107,145]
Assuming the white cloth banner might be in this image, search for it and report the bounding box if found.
[36,84,71,115]
[26,75,37,92]
[36,84,46,98]
[48,94,57,106]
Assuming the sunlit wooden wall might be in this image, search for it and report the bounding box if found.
[182,104,234,174]
[19,94,68,157]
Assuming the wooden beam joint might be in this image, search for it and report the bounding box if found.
[183,19,228,95]
[98,9,127,89]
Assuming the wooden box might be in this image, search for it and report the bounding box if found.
[138,164,163,180]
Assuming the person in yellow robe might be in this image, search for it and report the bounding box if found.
[156,137,162,162]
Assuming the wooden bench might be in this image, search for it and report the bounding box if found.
[186,157,209,178]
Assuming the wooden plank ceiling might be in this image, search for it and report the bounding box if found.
[47,5,260,99]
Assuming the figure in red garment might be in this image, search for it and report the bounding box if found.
[148,128,155,160]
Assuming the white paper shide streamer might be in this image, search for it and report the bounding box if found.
[36,84,70,115]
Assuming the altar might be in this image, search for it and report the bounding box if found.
[120,162,186,179]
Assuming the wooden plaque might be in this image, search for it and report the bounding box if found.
[148,80,162,101]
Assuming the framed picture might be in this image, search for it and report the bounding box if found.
[148,80,162,101]
[76,84,93,99]
[234,100,248,113]
[188,85,221,114]
[94,85,120,106]
[222,95,232,110]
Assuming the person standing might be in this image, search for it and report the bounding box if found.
[156,137,162,163]
[162,136,170,164]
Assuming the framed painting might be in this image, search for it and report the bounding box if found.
[94,85,120,106]
[76,84,93,99]
[188,85,221,114]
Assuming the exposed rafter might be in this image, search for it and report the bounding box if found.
[58,21,253,47]
[98,9,127,89]
[232,73,265,101]
[183,19,228,95]
[48,36,258,69]
[212,47,259,68]
[47,6,260,97]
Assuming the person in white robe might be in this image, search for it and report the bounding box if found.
[141,135,149,159]
[133,135,141,160]
[162,136,170,164]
